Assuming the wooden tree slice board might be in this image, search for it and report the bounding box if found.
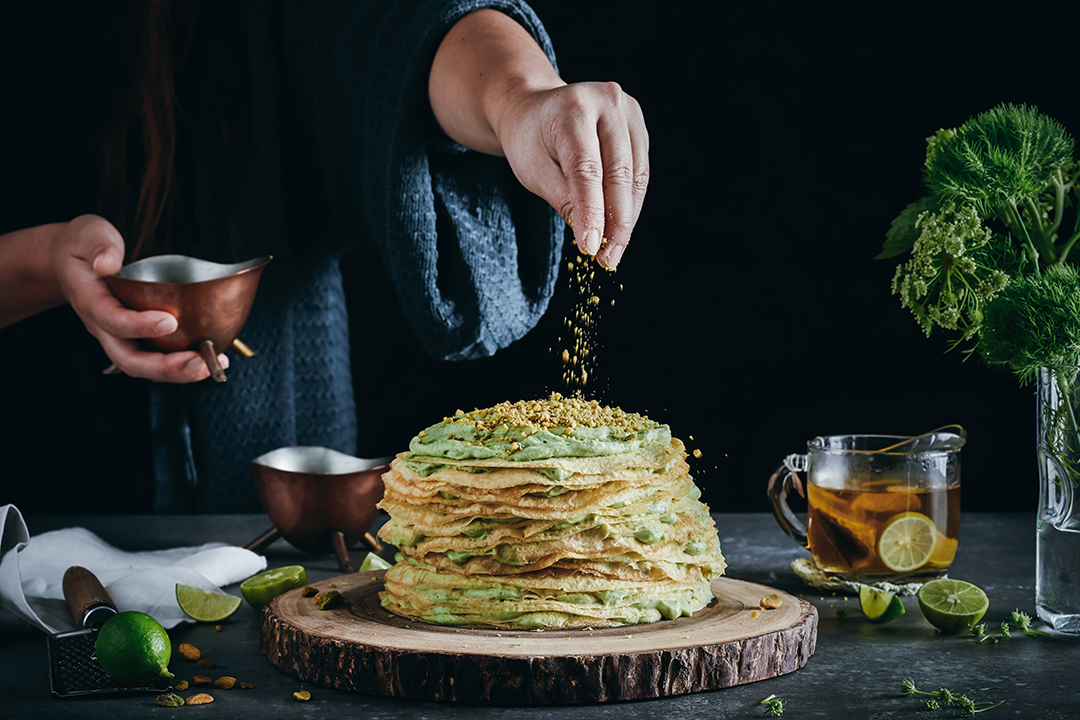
[261,572,817,704]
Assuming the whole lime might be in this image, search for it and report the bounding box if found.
[94,611,174,684]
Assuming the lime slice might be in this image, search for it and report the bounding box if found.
[175,584,242,622]
[94,611,174,684]
[859,584,906,623]
[240,565,308,610]
[358,552,392,572]
[877,512,937,572]
[917,578,989,633]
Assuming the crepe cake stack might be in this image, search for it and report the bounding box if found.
[376,394,726,629]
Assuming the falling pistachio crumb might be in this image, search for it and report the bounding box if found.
[294,690,312,702]
[692,449,702,458]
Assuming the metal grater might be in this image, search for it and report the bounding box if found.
[46,567,171,698]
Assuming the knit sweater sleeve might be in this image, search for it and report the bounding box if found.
[281,0,563,361]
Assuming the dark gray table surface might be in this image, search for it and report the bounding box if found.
[2,512,1076,719]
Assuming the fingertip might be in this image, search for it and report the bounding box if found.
[92,248,123,277]
[581,229,602,256]
[184,356,211,381]
[598,241,626,271]
[218,353,230,370]
[151,314,178,336]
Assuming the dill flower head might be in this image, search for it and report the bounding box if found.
[891,202,1008,339]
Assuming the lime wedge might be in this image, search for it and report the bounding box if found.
[859,584,906,623]
[175,584,242,622]
[877,512,937,572]
[917,578,989,633]
[240,565,308,610]
[358,552,392,572]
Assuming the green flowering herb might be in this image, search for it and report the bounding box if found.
[883,103,1080,373]
[891,202,1009,340]
[977,263,1080,382]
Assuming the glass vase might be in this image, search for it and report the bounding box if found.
[1036,365,1080,633]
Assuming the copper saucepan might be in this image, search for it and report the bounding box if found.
[245,446,393,573]
[104,254,272,382]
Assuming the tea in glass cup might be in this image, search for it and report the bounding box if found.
[768,428,965,583]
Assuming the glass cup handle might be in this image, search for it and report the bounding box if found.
[767,453,809,548]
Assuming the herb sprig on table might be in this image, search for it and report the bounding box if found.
[881,103,1080,372]
[901,678,1004,716]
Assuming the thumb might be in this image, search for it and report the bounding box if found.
[90,241,124,278]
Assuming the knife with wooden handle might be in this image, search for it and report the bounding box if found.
[62,566,117,630]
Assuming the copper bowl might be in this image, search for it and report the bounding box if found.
[104,254,271,381]
[246,446,392,571]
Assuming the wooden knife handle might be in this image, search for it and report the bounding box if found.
[62,566,116,627]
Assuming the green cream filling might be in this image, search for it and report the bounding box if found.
[684,537,708,556]
[528,485,569,498]
[409,422,672,462]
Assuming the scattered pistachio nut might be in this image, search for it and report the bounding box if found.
[174,680,189,691]
[294,690,312,701]
[750,610,760,619]
[214,624,223,632]
[760,594,783,610]
[196,657,216,669]
[192,675,212,685]
[155,692,185,707]
[314,590,343,610]
[186,693,214,705]
[240,682,255,690]
[301,585,319,598]
[177,643,201,662]
[214,676,236,690]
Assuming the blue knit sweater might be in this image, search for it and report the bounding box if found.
[150,1,562,512]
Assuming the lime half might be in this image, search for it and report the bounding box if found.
[358,552,392,572]
[94,611,174,684]
[859,584,906,623]
[877,512,937,572]
[240,565,307,610]
[176,584,242,622]
[917,578,989,633]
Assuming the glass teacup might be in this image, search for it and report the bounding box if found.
[768,428,965,583]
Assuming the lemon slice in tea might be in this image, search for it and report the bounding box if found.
[877,511,937,572]
[917,578,989,633]
[240,565,308,609]
[859,584,906,623]
[358,552,392,572]
[176,584,243,622]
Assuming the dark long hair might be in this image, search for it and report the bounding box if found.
[97,0,200,261]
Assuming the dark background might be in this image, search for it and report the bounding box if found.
[5,2,1080,514]
[354,0,1080,515]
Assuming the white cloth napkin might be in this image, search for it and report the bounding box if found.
[0,504,266,634]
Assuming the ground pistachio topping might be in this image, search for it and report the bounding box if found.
[447,392,659,434]
[408,393,668,461]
